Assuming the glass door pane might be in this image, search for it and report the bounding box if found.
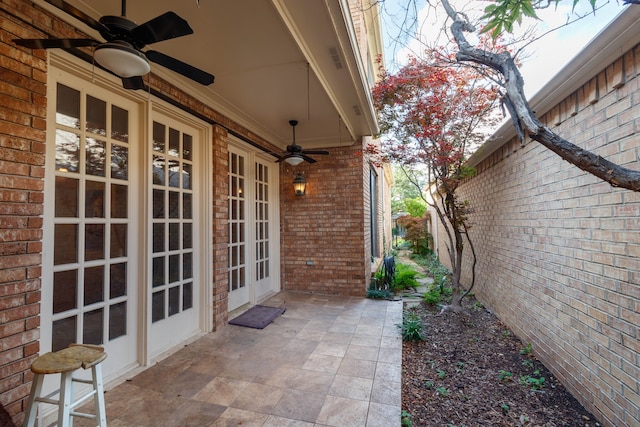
[51,83,131,352]
[228,150,248,311]
[150,122,195,323]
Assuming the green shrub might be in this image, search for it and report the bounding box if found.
[423,287,441,305]
[366,289,391,299]
[393,263,419,291]
[398,310,424,342]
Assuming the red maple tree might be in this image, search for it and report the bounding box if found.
[370,54,500,310]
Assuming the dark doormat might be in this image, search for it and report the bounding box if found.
[228,305,286,329]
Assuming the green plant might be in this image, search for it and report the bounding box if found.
[436,386,449,396]
[437,369,447,379]
[520,370,545,390]
[398,310,424,342]
[522,360,534,369]
[401,410,412,426]
[423,286,442,305]
[502,330,511,337]
[424,380,433,389]
[393,263,420,291]
[520,343,533,356]
[366,288,391,299]
[500,403,510,412]
[498,370,513,381]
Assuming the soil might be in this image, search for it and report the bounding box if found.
[401,299,603,427]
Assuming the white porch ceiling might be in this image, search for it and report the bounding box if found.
[37,0,379,151]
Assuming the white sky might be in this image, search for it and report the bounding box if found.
[381,0,627,98]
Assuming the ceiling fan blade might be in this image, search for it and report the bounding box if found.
[131,12,193,45]
[44,0,111,34]
[122,76,146,90]
[145,50,214,85]
[301,150,329,155]
[301,154,317,163]
[13,38,98,49]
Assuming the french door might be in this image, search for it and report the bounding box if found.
[43,56,210,389]
[43,77,139,380]
[148,113,203,357]
[228,142,280,312]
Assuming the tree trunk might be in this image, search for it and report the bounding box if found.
[444,223,466,313]
[441,0,640,192]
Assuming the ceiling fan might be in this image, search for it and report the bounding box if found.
[13,0,214,90]
[277,120,329,165]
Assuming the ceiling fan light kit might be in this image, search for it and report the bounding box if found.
[284,155,304,166]
[13,0,214,89]
[94,41,150,78]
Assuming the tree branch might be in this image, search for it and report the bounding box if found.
[441,0,640,192]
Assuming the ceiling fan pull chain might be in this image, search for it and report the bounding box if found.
[307,62,311,120]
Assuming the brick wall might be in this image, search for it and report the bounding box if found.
[433,43,640,426]
[280,143,368,296]
[211,125,230,329]
[1,3,47,424]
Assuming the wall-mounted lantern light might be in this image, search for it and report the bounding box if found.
[293,173,306,196]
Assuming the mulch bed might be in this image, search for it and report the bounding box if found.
[401,299,602,427]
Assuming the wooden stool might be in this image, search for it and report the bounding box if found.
[23,344,107,427]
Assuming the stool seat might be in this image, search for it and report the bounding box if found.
[31,345,107,374]
[23,344,107,427]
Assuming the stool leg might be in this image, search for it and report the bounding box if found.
[22,373,44,427]
[58,371,73,427]
[91,363,107,427]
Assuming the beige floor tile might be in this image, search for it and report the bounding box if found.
[321,331,353,344]
[212,407,269,427]
[380,335,402,348]
[316,395,370,427]
[378,346,402,364]
[295,328,326,341]
[312,341,349,358]
[302,319,333,331]
[370,378,401,406]
[328,323,357,334]
[355,324,384,337]
[263,415,315,426]
[164,399,226,426]
[287,368,335,393]
[271,389,326,422]
[366,402,401,427]
[345,344,379,361]
[337,357,377,379]
[115,390,188,426]
[302,353,342,373]
[328,374,373,401]
[334,314,362,325]
[374,361,402,382]
[284,338,320,353]
[256,366,301,388]
[230,382,284,413]
[350,334,381,347]
[193,377,251,406]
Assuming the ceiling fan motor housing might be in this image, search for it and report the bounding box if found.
[98,16,145,47]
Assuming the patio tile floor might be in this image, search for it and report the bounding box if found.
[78,291,402,426]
